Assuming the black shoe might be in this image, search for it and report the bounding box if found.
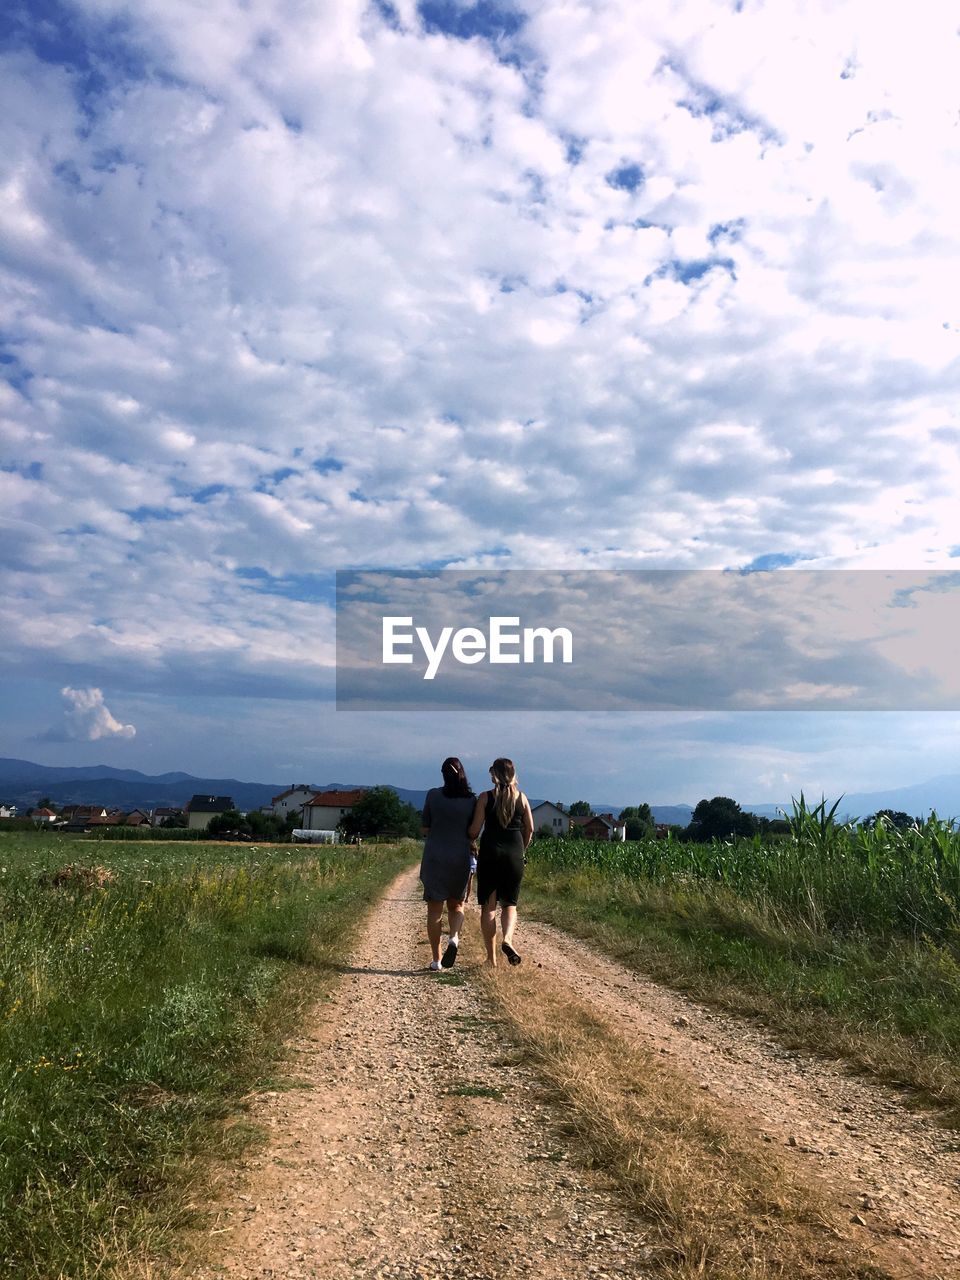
[501,941,522,966]
[441,939,458,969]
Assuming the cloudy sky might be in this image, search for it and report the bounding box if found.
[2,0,959,804]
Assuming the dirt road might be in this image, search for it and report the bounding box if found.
[191,867,960,1280]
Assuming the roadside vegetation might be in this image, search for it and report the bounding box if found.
[0,833,415,1279]
[526,798,960,1116]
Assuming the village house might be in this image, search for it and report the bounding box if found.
[59,805,108,823]
[299,789,366,832]
[570,812,627,841]
[123,809,152,826]
[87,811,127,827]
[271,785,320,820]
[0,804,17,819]
[30,807,57,822]
[185,795,236,830]
[151,807,186,827]
[531,801,569,836]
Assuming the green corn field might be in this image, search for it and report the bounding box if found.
[528,796,960,941]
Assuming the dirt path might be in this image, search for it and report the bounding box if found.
[522,919,960,1279]
[190,868,960,1280]
[192,869,657,1280]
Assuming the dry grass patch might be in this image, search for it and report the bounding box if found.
[481,963,918,1280]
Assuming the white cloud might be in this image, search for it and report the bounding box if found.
[60,686,137,740]
[2,1,960,784]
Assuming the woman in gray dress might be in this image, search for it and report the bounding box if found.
[420,757,476,971]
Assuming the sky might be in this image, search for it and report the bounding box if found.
[1,0,960,805]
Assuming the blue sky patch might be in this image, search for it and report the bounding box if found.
[1,460,43,480]
[606,162,645,192]
[1,0,151,102]
[708,218,746,245]
[125,505,180,524]
[255,467,299,492]
[372,0,402,28]
[667,56,778,144]
[0,347,33,395]
[418,0,524,43]
[191,484,229,504]
[647,257,736,285]
[563,135,586,165]
[236,566,335,604]
[312,457,344,474]
[738,552,801,573]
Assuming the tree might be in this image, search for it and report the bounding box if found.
[619,803,655,841]
[208,808,294,840]
[686,796,759,842]
[207,809,249,837]
[246,809,296,840]
[863,809,915,831]
[568,800,592,817]
[341,787,421,838]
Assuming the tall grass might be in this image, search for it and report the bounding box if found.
[0,834,414,1278]
[530,797,960,940]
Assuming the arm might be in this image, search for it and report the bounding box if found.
[421,791,431,838]
[520,794,534,850]
[467,792,487,842]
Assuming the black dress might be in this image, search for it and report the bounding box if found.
[419,788,474,902]
[476,790,525,907]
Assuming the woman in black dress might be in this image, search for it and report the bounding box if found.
[420,757,476,971]
[467,757,534,967]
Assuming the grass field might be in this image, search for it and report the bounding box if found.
[525,801,960,1117]
[0,833,415,1279]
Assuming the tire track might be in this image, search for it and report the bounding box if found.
[521,918,960,1279]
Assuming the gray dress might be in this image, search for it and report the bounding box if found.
[420,788,475,902]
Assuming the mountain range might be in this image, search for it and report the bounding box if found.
[1,758,959,824]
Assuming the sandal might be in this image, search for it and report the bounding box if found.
[501,941,522,966]
[441,939,458,969]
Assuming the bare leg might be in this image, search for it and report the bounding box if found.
[480,891,498,966]
[426,901,444,964]
[500,903,517,948]
[446,897,465,942]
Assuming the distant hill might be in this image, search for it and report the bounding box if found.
[0,759,428,814]
[2,757,958,824]
[741,778,960,824]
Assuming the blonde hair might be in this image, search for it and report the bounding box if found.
[490,757,519,827]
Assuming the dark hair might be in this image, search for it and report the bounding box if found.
[441,757,474,799]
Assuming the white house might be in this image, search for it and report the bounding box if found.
[531,801,569,835]
[0,804,17,818]
[271,785,319,820]
[299,789,366,831]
